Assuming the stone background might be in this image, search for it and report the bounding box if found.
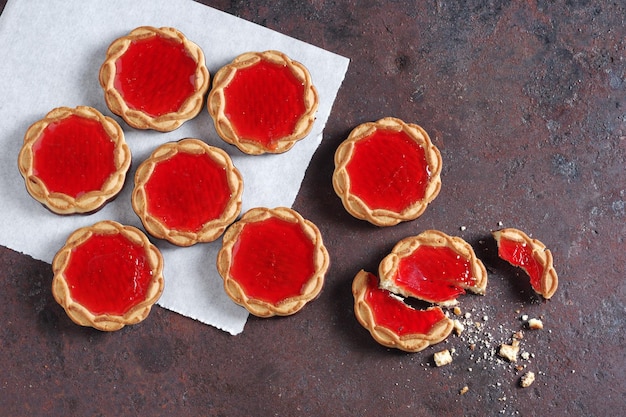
[1,1,624,416]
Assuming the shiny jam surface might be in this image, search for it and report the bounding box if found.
[223,59,306,147]
[230,217,315,304]
[32,114,116,197]
[498,238,543,292]
[114,35,197,117]
[364,272,446,336]
[144,152,230,232]
[64,233,154,316]
[394,246,476,302]
[346,130,429,212]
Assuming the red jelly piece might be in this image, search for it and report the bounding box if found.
[32,114,116,198]
[229,217,316,304]
[497,237,544,293]
[64,233,155,316]
[143,152,230,232]
[393,245,475,303]
[380,231,487,305]
[362,272,448,337]
[114,34,197,117]
[223,59,306,147]
[346,129,430,212]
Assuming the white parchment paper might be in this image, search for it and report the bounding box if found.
[0,0,349,335]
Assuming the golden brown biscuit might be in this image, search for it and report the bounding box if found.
[217,207,329,317]
[207,50,318,154]
[17,106,131,214]
[378,230,488,307]
[492,228,558,299]
[132,138,243,246]
[52,220,164,331]
[99,26,210,132]
[333,117,442,226]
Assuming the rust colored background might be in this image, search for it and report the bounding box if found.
[1,1,624,416]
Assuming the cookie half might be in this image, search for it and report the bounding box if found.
[52,220,164,331]
[99,26,210,131]
[378,230,488,307]
[18,106,131,214]
[132,138,243,246]
[208,50,318,154]
[217,207,329,317]
[352,270,453,352]
[333,117,442,226]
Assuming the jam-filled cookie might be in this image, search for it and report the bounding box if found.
[17,106,131,214]
[132,138,243,246]
[378,230,488,307]
[352,270,454,352]
[333,117,442,226]
[52,221,164,331]
[99,26,210,131]
[207,50,318,154]
[492,228,558,299]
[217,207,329,317]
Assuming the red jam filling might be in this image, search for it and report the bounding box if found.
[64,233,154,316]
[230,217,316,304]
[346,129,430,212]
[223,59,306,148]
[114,34,197,117]
[497,238,544,292]
[363,272,446,336]
[394,246,477,303]
[144,152,230,232]
[32,114,116,198]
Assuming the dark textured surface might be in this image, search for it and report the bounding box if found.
[1,1,625,416]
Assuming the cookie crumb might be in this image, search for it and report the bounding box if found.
[434,349,453,367]
[520,371,536,387]
[453,306,462,316]
[528,318,544,330]
[453,319,465,335]
[498,340,520,362]
[459,385,469,395]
